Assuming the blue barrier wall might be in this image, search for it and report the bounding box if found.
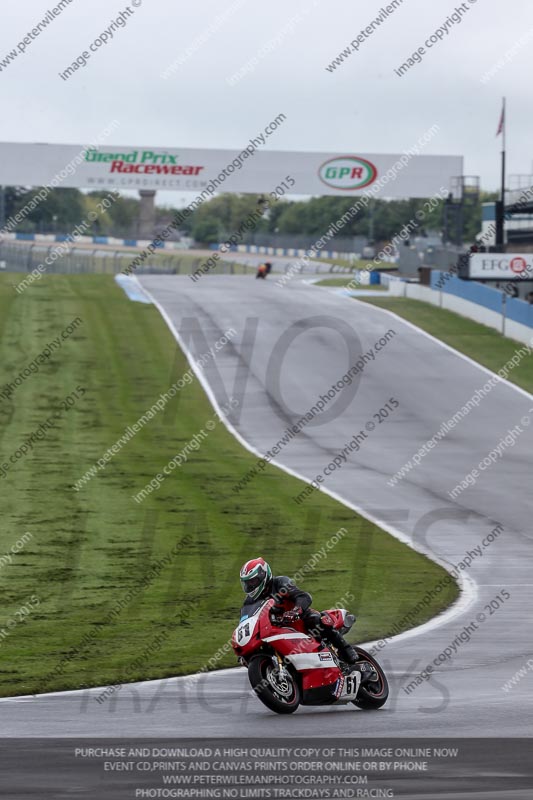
[431,270,533,329]
[430,269,456,291]
[506,296,533,327]
[443,275,504,313]
[431,270,503,312]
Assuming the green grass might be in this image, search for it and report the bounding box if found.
[151,253,253,275]
[36,246,250,276]
[0,275,458,696]
[315,278,388,289]
[311,256,396,271]
[359,297,533,395]
[118,251,251,276]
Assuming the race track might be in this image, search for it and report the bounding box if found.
[1,275,532,740]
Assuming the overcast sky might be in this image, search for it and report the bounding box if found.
[1,0,532,205]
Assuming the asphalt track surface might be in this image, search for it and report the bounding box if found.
[2,275,533,745]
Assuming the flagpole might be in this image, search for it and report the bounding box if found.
[495,97,506,248]
[501,96,506,208]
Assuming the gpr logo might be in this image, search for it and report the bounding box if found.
[318,156,378,190]
[510,257,528,274]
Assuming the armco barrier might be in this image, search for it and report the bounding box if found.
[3,232,190,251]
[235,243,358,260]
[0,240,256,279]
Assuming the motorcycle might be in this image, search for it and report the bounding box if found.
[231,597,388,714]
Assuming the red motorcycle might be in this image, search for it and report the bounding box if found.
[231,598,388,714]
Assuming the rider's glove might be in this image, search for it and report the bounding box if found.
[282,606,302,624]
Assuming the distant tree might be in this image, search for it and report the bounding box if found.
[192,218,221,245]
[3,187,84,233]
[87,191,139,237]
[30,188,85,231]
[165,189,496,248]
[3,186,32,222]
[189,193,269,243]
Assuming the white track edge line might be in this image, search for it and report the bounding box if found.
[0,669,243,703]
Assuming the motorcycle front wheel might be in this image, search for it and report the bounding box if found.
[351,646,389,710]
[248,655,300,714]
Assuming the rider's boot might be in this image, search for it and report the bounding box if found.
[323,626,358,665]
[338,642,358,665]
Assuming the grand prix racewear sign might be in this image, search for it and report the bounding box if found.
[468,254,533,280]
[0,142,462,198]
[87,149,205,178]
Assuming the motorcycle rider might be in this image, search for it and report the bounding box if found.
[240,557,357,665]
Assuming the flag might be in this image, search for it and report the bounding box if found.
[496,100,505,137]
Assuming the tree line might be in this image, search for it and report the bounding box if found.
[1,186,495,245]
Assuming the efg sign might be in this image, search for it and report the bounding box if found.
[468,254,533,281]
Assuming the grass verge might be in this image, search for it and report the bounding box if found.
[359,297,533,394]
[315,278,388,289]
[118,251,250,276]
[0,275,458,696]
[311,256,396,271]
[8,243,250,278]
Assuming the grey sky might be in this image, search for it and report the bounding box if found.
[1,0,531,205]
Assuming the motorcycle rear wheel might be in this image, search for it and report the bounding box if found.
[351,646,389,710]
[248,655,300,714]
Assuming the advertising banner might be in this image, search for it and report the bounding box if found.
[0,142,463,199]
[469,253,533,280]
